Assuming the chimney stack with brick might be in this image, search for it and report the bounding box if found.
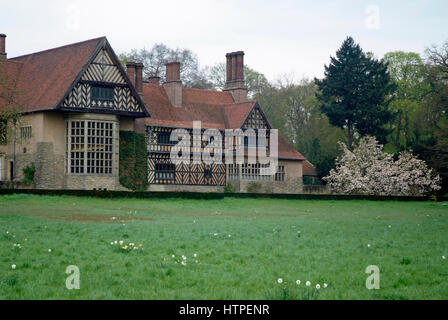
[0,34,7,61]
[224,51,247,102]
[126,62,136,86]
[163,62,182,107]
[135,62,143,96]
[148,76,160,85]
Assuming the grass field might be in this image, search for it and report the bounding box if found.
[0,194,447,300]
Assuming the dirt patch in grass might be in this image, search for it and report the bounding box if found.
[2,211,154,223]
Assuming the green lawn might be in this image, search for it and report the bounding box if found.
[0,194,447,300]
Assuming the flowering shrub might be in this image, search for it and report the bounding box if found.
[110,240,144,253]
[324,136,441,196]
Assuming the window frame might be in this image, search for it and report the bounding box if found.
[275,165,285,182]
[66,120,114,175]
[91,85,115,102]
[20,125,32,140]
[154,162,176,181]
[157,132,177,146]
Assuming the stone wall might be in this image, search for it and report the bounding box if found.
[34,142,65,189]
[65,175,119,190]
[225,160,304,194]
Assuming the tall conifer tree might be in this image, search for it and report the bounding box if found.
[315,37,395,150]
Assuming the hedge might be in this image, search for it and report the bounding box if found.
[0,188,446,202]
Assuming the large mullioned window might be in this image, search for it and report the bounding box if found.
[67,120,114,175]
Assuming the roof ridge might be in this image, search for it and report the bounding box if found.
[182,87,231,95]
[223,100,256,107]
[9,36,106,61]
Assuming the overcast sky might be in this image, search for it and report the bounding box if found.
[1,0,447,81]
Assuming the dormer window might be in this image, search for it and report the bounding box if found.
[91,85,114,102]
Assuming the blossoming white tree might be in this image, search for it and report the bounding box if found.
[324,136,441,196]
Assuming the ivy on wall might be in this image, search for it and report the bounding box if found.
[119,131,148,191]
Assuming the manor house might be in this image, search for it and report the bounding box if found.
[0,34,310,193]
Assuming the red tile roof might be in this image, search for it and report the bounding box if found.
[277,134,306,160]
[0,37,103,112]
[141,83,305,160]
[142,84,237,129]
[303,160,318,176]
[0,60,24,112]
[223,102,256,129]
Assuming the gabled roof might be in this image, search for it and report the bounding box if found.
[223,101,256,129]
[303,160,318,176]
[1,36,148,117]
[3,37,103,112]
[141,83,305,160]
[277,134,306,160]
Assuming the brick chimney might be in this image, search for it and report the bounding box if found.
[163,62,182,107]
[148,76,160,85]
[224,51,247,102]
[135,62,143,95]
[0,34,6,61]
[126,62,136,86]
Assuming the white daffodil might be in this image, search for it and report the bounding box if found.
[48,249,52,253]
[277,278,283,284]
[367,244,371,247]
[316,284,321,289]
[194,253,197,258]
[11,264,16,270]
[323,283,328,288]
[296,280,301,285]
[306,281,311,286]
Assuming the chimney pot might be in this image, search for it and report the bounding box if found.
[0,34,6,61]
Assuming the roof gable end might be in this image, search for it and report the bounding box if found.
[57,38,149,117]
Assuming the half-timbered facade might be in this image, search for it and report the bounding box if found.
[0,34,307,193]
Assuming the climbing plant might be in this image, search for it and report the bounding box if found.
[119,131,148,191]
